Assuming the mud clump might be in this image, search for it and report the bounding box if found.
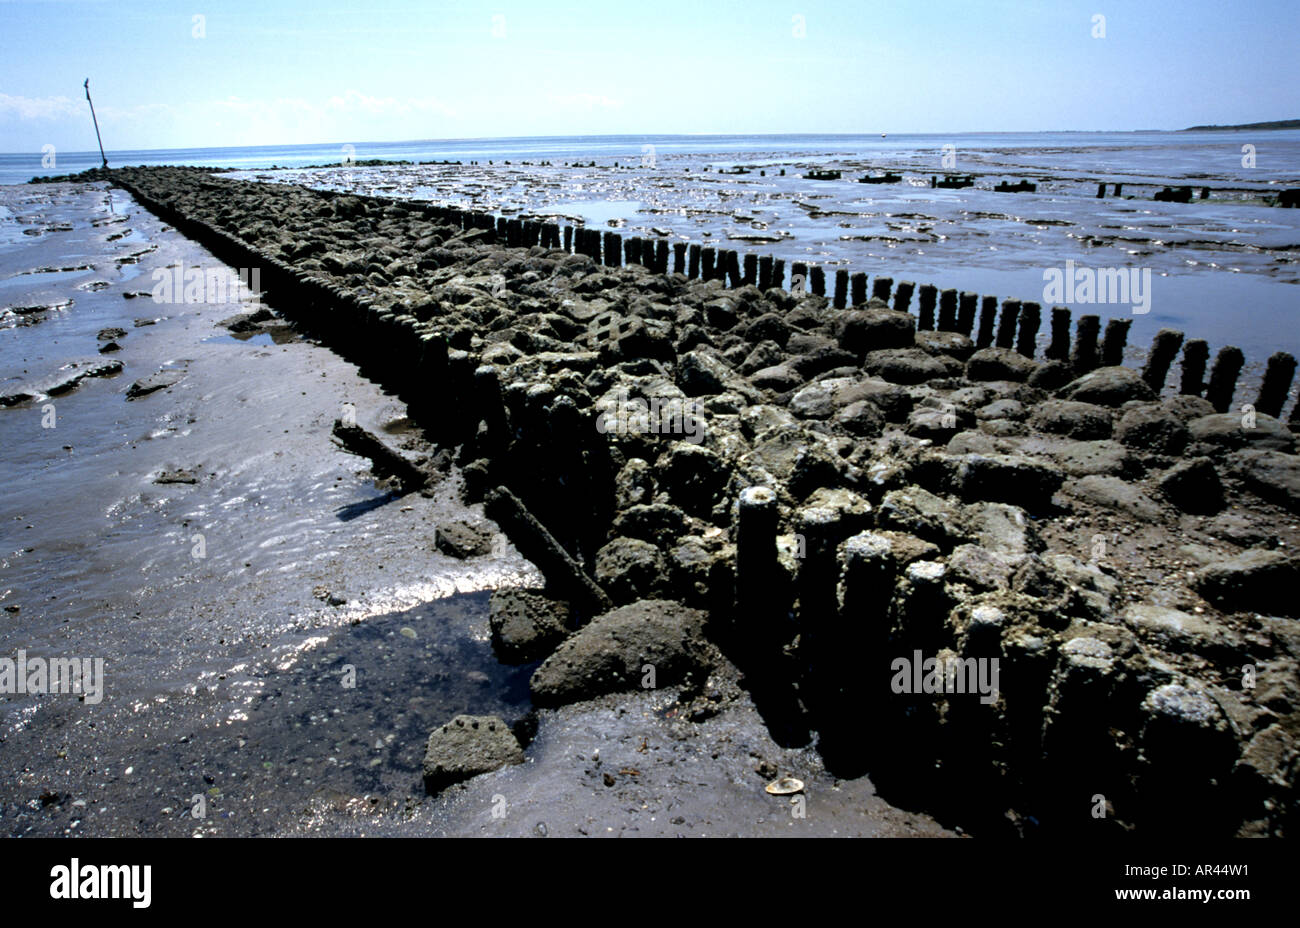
[530,599,715,706]
[422,715,524,793]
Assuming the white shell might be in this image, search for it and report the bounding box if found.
[765,776,805,795]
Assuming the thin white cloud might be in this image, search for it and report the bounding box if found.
[0,93,84,120]
[546,92,623,110]
[0,91,456,124]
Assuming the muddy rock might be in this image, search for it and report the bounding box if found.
[1162,394,1216,423]
[788,344,858,379]
[530,599,713,706]
[749,362,802,392]
[594,536,669,603]
[125,368,185,400]
[1227,449,1300,513]
[789,376,856,418]
[677,349,746,398]
[863,348,953,385]
[1120,604,1234,658]
[950,453,1065,511]
[966,347,1037,383]
[422,714,525,793]
[947,430,998,455]
[1028,399,1114,439]
[1065,474,1165,521]
[738,340,785,375]
[1043,554,1120,617]
[975,398,1027,422]
[742,312,792,347]
[946,544,1021,591]
[1204,510,1276,548]
[1057,366,1156,407]
[877,486,967,547]
[1115,404,1190,455]
[488,589,573,663]
[738,403,797,439]
[834,307,915,356]
[659,443,731,517]
[434,520,493,558]
[916,330,975,362]
[1187,413,1296,454]
[1193,549,1300,616]
[907,405,970,441]
[803,487,873,533]
[1028,359,1075,390]
[1157,457,1224,513]
[614,458,656,509]
[834,399,887,437]
[846,378,913,422]
[610,503,690,546]
[1048,439,1135,478]
[963,501,1035,557]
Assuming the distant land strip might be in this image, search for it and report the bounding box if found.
[1184,118,1300,131]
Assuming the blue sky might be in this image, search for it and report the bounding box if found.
[1,0,1297,152]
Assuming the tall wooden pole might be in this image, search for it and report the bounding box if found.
[84,79,108,169]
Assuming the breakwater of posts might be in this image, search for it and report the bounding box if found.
[89,166,1300,837]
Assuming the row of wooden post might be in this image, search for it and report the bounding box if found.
[421,203,1298,426]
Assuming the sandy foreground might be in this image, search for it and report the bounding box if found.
[0,181,950,837]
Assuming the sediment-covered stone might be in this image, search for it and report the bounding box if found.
[1057,366,1156,407]
[530,599,713,706]
[423,715,525,792]
[1192,549,1300,616]
[488,589,573,663]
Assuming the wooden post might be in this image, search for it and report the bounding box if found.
[918,284,937,331]
[1205,346,1244,413]
[895,281,916,314]
[833,269,849,308]
[1101,318,1131,367]
[1047,307,1071,361]
[1141,329,1184,394]
[995,300,1021,349]
[850,272,867,307]
[956,291,977,336]
[1254,352,1297,419]
[1016,301,1041,358]
[937,288,958,332]
[1179,339,1209,396]
[1072,314,1101,374]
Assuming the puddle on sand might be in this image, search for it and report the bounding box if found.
[204,331,277,347]
[551,199,642,226]
[0,267,94,289]
[3,590,539,836]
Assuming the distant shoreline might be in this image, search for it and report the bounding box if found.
[1183,119,1300,131]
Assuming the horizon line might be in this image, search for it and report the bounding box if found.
[9,125,1297,159]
